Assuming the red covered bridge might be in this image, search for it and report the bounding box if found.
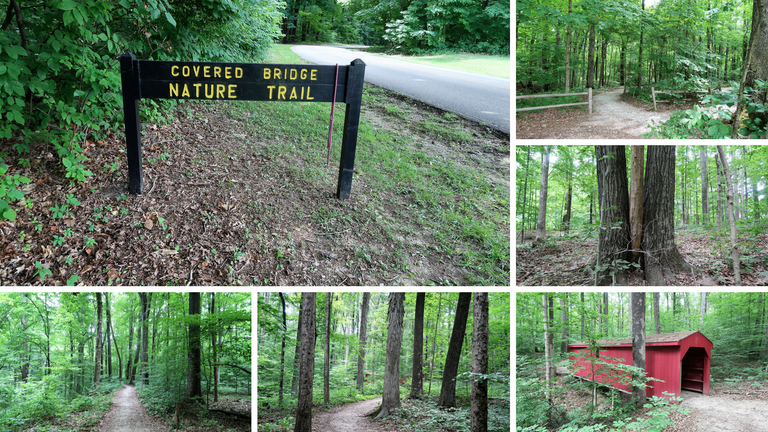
[567,331,712,399]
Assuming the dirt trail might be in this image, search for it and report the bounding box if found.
[97,384,169,432]
[312,397,384,432]
[670,390,768,431]
[543,88,674,139]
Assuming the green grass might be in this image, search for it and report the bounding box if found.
[368,52,510,79]
[230,45,510,285]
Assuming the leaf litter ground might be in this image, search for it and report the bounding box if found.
[517,227,768,286]
[0,85,509,286]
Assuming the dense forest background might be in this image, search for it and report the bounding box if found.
[0,292,251,431]
[257,292,511,432]
[517,292,768,431]
[516,145,768,286]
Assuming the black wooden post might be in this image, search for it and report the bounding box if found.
[120,52,143,194]
[336,59,366,200]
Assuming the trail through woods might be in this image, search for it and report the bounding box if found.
[97,385,168,432]
[666,390,768,431]
[517,88,675,139]
[312,397,385,432]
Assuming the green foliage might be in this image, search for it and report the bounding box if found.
[0,162,29,221]
[613,393,690,432]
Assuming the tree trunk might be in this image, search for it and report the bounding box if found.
[108,293,122,381]
[560,296,568,353]
[291,299,303,395]
[654,292,661,334]
[471,293,489,432]
[357,293,370,391]
[564,0,572,93]
[631,293,647,406]
[278,293,285,406]
[732,0,768,136]
[125,307,134,382]
[700,292,708,330]
[715,152,724,231]
[94,293,103,390]
[438,293,472,408]
[642,146,692,286]
[410,293,425,399]
[701,148,710,223]
[188,293,202,399]
[587,23,596,89]
[520,146,531,242]
[376,293,405,419]
[542,294,554,408]
[140,293,151,386]
[428,293,442,395]
[629,146,645,264]
[717,146,742,285]
[324,293,332,407]
[536,146,551,241]
[21,295,28,381]
[294,293,316,432]
[595,145,631,285]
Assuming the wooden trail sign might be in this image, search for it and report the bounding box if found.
[119,52,366,199]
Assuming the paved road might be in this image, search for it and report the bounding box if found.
[291,45,510,133]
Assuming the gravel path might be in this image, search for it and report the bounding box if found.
[97,385,169,432]
[547,88,674,139]
[312,397,385,432]
[668,390,768,432]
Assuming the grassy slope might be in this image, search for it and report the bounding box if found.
[361,51,511,79]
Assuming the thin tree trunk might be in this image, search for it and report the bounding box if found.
[294,293,316,432]
[188,293,202,399]
[631,293,646,405]
[717,146,742,285]
[654,292,661,334]
[94,293,102,390]
[471,293,489,432]
[536,146,551,241]
[357,293,370,391]
[438,293,471,408]
[410,293,425,399]
[701,148,710,223]
[324,293,332,407]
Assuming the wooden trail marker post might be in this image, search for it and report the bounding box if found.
[119,52,366,199]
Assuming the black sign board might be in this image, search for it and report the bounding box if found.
[119,52,366,199]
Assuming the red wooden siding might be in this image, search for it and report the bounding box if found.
[568,331,713,399]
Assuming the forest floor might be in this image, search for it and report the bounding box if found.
[0,83,509,286]
[516,87,692,139]
[517,226,768,286]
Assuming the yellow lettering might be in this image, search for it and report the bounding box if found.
[228,84,237,99]
[306,86,313,100]
[267,85,276,99]
[193,83,202,97]
[275,69,281,79]
[171,65,179,77]
[278,86,287,100]
[182,65,190,77]
[284,69,287,80]
[225,67,232,79]
[301,87,304,99]
[204,66,211,78]
[216,84,225,98]
[301,69,307,80]
[311,70,317,81]
[235,67,243,78]
[290,69,297,80]
[264,68,271,79]
[205,84,214,98]
[169,83,178,97]
[289,86,297,100]
[194,66,200,77]
[214,66,221,78]
[181,84,190,98]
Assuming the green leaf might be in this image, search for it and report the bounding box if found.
[65,274,81,286]
[4,45,27,59]
[165,11,177,26]
[2,207,16,221]
[707,125,718,136]
[0,65,6,75]
[56,0,79,10]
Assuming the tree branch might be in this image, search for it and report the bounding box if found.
[11,0,27,48]
[1,2,14,31]
[213,363,250,375]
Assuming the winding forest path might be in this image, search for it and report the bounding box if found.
[97,384,168,432]
[312,397,384,432]
[518,88,675,139]
[667,390,768,431]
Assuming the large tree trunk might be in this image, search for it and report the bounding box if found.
[357,293,370,391]
[631,293,647,406]
[94,293,103,390]
[375,293,405,419]
[291,299,303,395]
[471,293,489,432]
[410,293,425,399]
[717,146,742,285]
[324,293,332,407]
[629,146,644,264]
[701,148,710,223]
[188,293,202,399]
[294,293,316,432]
[595,145,631,285]
[733,0,768,136]
[536,146,551,241]
[438,293,472,408]
[642,146,692,286]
